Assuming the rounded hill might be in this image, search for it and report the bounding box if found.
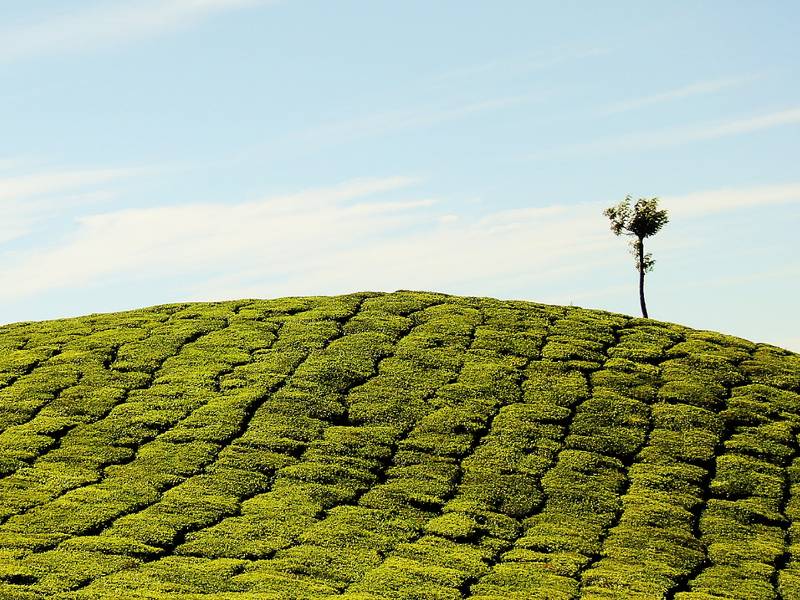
[0,291,798,599]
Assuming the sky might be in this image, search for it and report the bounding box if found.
[1,0,799,351]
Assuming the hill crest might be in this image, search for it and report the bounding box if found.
[0,291,798,599]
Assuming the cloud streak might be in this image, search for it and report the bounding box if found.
[0,176,427,300]
[0,167,139,244]
[228,91,549,164]
[0,0,271,62]
[5,176,796,311]
[0,168,138,202]
[430,46,608,87]
[531,107,800,159]
[273,92,549,158]
[665,182,800,218]
[599,75,758,115]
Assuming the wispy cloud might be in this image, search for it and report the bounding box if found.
[683,264,800,290]
[0,0,272,62]
[264,45,597,156]
[0,168,138,202]
[0,158,27,171]
[184,200,612,303]
[0,167,138,244]
[0,176,427,300]
[599,75,758,115]
[531,107,800,158]
[5,178,798,306]
[665,182,800,218]
[0,176,602,306]
[305,92,546,143]
[430,46,608,86]
[234,92,549,163]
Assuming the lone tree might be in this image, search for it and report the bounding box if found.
[604,196,669,318]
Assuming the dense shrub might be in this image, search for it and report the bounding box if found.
[0,292,796,599]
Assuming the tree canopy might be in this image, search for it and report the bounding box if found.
[604,196,668,318]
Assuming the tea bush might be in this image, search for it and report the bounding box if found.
[0,292,796,599]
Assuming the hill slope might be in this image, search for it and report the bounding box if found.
[0,291,798,600]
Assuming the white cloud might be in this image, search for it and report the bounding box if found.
[0,176,427,300]
[685,107,800,140]
[0,176,612,304]
[430,46,608,87]
[665,183,800,218]
[532,107,800,158]
[2,178,797,320]
[0,167,138,244]
[0,158,27,172]
[600,75,757,115]
[682,265,800,290]
[0,0,272,62]
[0,168,137,202]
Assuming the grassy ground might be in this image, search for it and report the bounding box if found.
[0,291,797,599]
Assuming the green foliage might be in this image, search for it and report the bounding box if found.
[0,292,796,599]
[604,195,669,273]
[604,196,669,318]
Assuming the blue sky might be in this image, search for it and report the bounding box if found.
[1,0,799,351]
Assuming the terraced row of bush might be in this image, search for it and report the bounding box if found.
[0,291,797,599]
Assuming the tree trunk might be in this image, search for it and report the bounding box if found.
[637,237,648,318]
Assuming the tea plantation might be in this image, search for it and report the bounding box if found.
[0,291,798,599]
